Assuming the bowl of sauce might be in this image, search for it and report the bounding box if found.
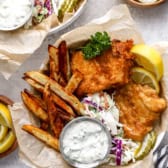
[0,0,33,31]
[59,117,111,168]
[127,0,165,7]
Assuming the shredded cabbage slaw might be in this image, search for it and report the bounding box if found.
[82,92,140,166]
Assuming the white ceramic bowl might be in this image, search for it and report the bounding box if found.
[48,0,87,35]
[0,0,33,31]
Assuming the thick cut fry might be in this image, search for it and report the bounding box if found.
[22,125,59,151]
[24,89,47,111]
[24,71,85,115]
[48,45,66,86]
[43,84,58,137]
[51,93,75,116]
[23,77,44,93]
[48,45,59,74]
[54,116,64,139]
[43,83,65,138]
[57,108,74,122]
[21,91,48,122]
[24,76,76,116]
[40,121,49,131]
[58,41,71,82]
[65,70,83,94]
[49,79,84,115]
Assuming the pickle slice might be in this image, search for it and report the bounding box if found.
[134,131,156,160]
[58,0,80,21]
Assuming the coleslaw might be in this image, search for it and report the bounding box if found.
[25,0,82,28]
[82,92,140,166]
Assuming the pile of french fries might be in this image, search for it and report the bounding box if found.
[21,41,85,151]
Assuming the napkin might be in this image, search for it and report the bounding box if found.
[9,4,168,168]
[153,131,168,168]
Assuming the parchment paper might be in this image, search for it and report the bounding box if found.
[0,0,86,80]
[0,14,59,80]
[9,5,168,168]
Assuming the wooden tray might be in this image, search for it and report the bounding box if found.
[0,95,18,158]
[127,0,165,8]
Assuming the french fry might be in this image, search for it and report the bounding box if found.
[23,77,44,93]
[54,116,64,139]
[58,41,71,82]
[51,93,75,117]
[21,91,48,122]
[65,70,83,94]
[22,125,59,151]
[57,108,74,122]
[24,71,85,115]
[43,83,58,137]
[49,79,84,115]
[24,89,47,111]
[40,121,49,131]
[48,45,67,86]
[48,45,59,74]
[24,76,76,116]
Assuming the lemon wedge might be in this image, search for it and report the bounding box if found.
[135,131,156,160]
[131,44,164,81]
[0,125,8,141]
[0,130,15,153]
[131,67,160,93]
[0,103,12,128]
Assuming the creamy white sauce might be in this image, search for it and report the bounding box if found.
[138,0,157,3]
[0,0,32,29]
[62,120,109,164]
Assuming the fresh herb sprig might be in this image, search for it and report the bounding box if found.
[81,32,111,60]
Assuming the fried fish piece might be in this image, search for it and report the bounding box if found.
[114,83,167,141]
[71,40,134,96]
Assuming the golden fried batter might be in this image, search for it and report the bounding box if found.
[71,40,134,96]
[114,83,167,141]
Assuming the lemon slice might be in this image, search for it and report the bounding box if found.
[134,142,142,156]
[0,125,8,141]
[0,130,16,154]
[131,44,164,81]
[131,67,160,93]
[135,131,156,160]
[0,103,12,128]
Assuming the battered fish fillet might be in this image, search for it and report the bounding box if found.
[114,83,167,141]
[71,40,134,96]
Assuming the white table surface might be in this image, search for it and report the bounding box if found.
[1,0,168,167]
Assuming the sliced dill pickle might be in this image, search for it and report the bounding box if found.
[58,0,79,21]
[135,131,156,160]
[67,0,79,12]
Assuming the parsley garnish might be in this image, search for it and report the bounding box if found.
[81,32,111,60]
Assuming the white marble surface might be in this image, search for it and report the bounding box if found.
[1,0,168,167]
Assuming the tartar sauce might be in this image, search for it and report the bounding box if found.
[62,119,109,164]
[0,0,32,29]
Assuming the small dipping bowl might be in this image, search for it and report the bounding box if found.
[127,0,165,7]
[0,0,34,31]
[59,117,111,168]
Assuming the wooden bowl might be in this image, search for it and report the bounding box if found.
[0,95,17,158]
[127,0,165,8]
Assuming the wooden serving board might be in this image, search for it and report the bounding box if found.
[0,95,18,158]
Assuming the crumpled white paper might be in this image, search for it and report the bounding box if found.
[9,4,168,168]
